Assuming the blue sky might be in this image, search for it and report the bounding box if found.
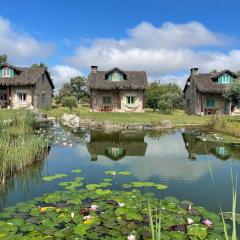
[1,0,240,89]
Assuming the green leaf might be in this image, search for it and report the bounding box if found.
[71,169,82,173]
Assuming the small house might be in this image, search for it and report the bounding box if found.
[87,66,148,112]
[183,68,239,115]
[0,63,54,109]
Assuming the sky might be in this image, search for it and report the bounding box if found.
[1,0,240,90]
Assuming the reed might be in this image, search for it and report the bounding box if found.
[209,162,238,240]
[0,109,47,183]
[148,201,162,240]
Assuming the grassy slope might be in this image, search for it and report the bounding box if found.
[42,106,212,126]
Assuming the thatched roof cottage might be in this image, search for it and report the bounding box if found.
[183,68,239,115]
[0,63,54,109]
[87,66,148,112]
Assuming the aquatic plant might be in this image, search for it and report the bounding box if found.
[0,109,47,183]
[0,170,229,239]
[209,162,238,240]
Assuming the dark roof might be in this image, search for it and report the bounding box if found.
[183,69,238,94]
[87,67,148,90]
[0,64,54,89]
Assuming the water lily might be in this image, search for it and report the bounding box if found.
[127,235,136,240]
[71,212,75,218]
[62,142,68,147]
[203,219,213,227]
[90,204,99,211]
[83,215,91,221]
[118,202,125,207]
[187,218,194,224]
[188,205,192,210]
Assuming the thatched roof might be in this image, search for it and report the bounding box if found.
[87,67,148,90]
[0,63,54,89]
[183,69,238,94]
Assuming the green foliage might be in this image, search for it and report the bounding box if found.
[0,109,47,182]
[0,54,8,65]
[31,62,47,68]
[58,76,89,104]
[224,79,240,107]
[0,171,228,239]
[61,96,77,111]
[145,81,184,112]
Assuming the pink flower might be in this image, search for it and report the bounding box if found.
[187,218,194,224]
[118,202,125,207]
[127,235,136,240]
[90,204,99,211]
[203,219,213,227]
[83,215,91,220]
[62,142,68,147]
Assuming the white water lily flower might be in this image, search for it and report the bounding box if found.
[118,202,125,207]
[71,212,75,218]
[127,235,136,240]
[187,218,194,224]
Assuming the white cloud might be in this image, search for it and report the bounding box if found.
[67,21,240,86]
[0,16,54,63]
[51,65,83,90]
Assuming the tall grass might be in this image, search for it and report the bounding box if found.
[148,201,162,240]
[209,116,240,138]
[0,109,47,183]
[209,162,238,240]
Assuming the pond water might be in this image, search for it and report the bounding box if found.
[1,123,240,226]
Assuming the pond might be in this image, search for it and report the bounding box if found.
[0,123,240,237]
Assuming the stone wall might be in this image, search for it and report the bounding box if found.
[34,73,53,108]
[61,113,173,131]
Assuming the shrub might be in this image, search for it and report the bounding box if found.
[61,96,77,111]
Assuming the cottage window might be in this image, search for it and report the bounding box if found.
[107,72,124,81]
[2,67,10,77]
[126,96,135,104]
[103,96,111,105]
[17,93,27,102]
[42,92,46,103]
[206,98,215,108]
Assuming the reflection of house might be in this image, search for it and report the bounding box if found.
[0,63,54,109]
[86,131,147,161]
[87,66,148,112]
[183,68,239,115]
[182,132,236,160]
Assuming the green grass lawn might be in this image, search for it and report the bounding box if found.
[41,106,213,126]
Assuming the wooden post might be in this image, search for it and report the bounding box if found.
[6,87,10,108]
[31,86,34,107]
[201,94,204,114]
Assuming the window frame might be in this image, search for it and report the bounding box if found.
[206,98,215,108]
[2,67,11,77]
[103,96,111,105]
[17,92,27,102]
[126,96,136,105]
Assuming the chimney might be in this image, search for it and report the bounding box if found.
[91,66,98,73]
[190,68,199,76]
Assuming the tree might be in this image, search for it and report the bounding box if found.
[31,62,47,68]
[61,96,77,111]
[58,76,89,104]
[69,76,88,103]
[145,81,184,112]
[0,54,8,65]
[224,79,240,110]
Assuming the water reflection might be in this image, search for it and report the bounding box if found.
[86,130,147,161]
[182,131,240,161]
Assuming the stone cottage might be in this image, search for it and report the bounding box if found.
[0,63,54,109]
[87,66,148,112]
[183,68,239,115]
